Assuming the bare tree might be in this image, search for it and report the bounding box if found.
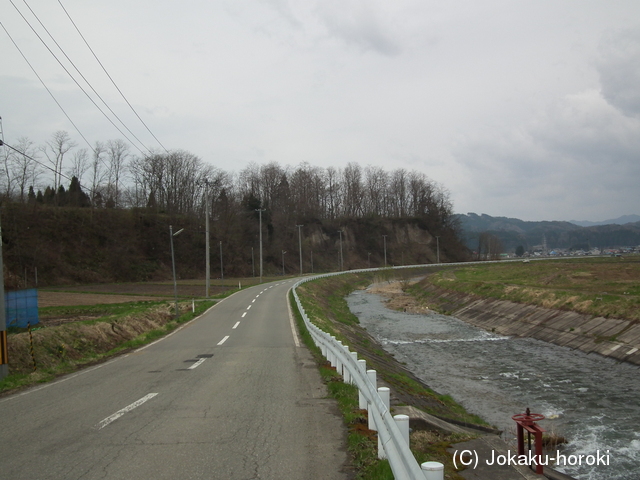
[41,131,76,192]
[325,166,341,220]
[106,139,130,207]
[67,148,90,188]
[89,141,107,207]
[364,165,388,216]
[7,137,43,202]
[389,168,409,217]
[342,162,364,217]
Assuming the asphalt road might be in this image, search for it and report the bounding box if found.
[0,279,350,479]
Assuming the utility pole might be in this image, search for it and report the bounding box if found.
[219,241,224,280]
[382,235,388,267]
[251,247,255,277]
[0,216,8,380]
[205,180,210,297]
[255,208,265,282]
[338,230,344,271]
[296,224,303,275]
[435,235,440,264]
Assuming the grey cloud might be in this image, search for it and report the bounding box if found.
[453,89,640,220]
[596,28,640,118]
[315,1,401,56]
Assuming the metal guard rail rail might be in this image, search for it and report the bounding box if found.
[292,265,429,480]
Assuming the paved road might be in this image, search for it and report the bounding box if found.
[0,279,350,479]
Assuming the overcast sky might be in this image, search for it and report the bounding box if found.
[2,1,639,222]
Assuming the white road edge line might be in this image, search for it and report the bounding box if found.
[217,335,230,346]
[286,288,301,348]
[96,393,158,430]
[188,358,206,370]
[233,321,240,329]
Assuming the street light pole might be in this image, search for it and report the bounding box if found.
[382,235,388,267]
[296,224,303,275]
[255,208,265,282]
[282,250,287,276]
[170,225,184,320]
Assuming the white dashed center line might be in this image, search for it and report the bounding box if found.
[233,321,240,329]
[188,358,206,370]
[96,393,158,430]
[217,336,229,346]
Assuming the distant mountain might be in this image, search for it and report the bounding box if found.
[455,213,640,253]
[569,215,640,227]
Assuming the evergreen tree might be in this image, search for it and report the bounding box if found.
[68,176,90,207]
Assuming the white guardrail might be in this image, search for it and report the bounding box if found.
[292,264,448,480]
[292,257,585,478]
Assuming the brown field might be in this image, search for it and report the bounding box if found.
[38,292,170,308]
[39,281,234,307]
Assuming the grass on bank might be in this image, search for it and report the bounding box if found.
[420,256,640,320]
[0,299,217,394]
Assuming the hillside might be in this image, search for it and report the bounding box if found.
[456,212,640,253]
[0,203,469,289]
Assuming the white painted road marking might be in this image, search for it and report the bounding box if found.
[188,358,206,370]
[242,312,247,318]
[96,393,158,430]
[217,336,229,346]
[233,321,240,329]
[247,305,252,310]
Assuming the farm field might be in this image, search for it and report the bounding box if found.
[421,256,640,320]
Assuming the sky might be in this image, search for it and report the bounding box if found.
[1,0,639,222]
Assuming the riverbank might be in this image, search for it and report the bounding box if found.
[294,271,581,480]
[350,282,637,480]
[402,282,640,366]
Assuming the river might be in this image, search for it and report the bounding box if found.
[346,288,640,480]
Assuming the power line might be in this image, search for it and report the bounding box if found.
[0,139,94,199]
[17,0,157,155]
[0,20,96,154]
[57,0,169,153]
[8,0,152,157]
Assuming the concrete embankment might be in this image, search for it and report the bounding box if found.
[424,285,640,366]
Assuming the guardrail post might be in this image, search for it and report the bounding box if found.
[367,370,377,430]
[336,341,344,375]
[421,461,444,480]
[394,414,410,447]
[329,336,337,367]
[343,345,351,384]
[377,387,390,459]
[357,359,367,407]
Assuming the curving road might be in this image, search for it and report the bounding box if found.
[0,279,350,479]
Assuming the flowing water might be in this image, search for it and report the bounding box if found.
[347,289,640,480]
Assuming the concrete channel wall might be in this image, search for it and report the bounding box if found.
[426,286,640,366]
